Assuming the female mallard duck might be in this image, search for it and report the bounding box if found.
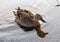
[13,7,48,38]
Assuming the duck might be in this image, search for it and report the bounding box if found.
[13,7,48,38]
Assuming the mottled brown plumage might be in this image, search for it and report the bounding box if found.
[13,7,48,38]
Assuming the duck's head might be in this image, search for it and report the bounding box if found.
[34,14,46,23]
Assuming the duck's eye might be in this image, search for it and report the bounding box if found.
[24,10,28,13]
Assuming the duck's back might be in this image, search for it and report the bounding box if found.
[16,12,36,27]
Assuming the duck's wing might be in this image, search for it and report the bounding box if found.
[23,10,34,19]
[16,12,35,27]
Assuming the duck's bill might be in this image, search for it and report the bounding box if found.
[40,18,46,23]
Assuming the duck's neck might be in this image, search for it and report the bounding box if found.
[33,17,39,21]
